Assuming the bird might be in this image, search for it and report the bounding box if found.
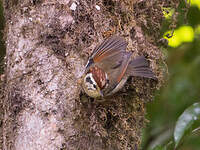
[81,35,156,98]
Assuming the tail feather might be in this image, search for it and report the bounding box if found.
[129,56,149,68]
[126,56,157,79]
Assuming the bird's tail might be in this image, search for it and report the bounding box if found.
[126,56,157,79]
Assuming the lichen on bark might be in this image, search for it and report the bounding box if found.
[1,0,177,149]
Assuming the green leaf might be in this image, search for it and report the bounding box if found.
[174,102,200,148]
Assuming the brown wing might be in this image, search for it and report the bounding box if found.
[96,51,132,95]
[91,36,127,60]
[85,36,127,72]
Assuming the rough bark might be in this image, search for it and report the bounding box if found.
[1,0,173,149]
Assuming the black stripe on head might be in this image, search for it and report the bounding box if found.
[86,76,93,84]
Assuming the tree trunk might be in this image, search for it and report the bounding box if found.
[2,0,168,149]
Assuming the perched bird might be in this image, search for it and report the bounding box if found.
[81,36,156,98]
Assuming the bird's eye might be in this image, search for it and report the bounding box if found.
[93,84,97,89]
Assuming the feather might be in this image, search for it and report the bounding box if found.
[126,56,157,79]
[91,36,128,62]
[102,52,132,94]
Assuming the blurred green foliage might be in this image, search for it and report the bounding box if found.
[142,1,200,150]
